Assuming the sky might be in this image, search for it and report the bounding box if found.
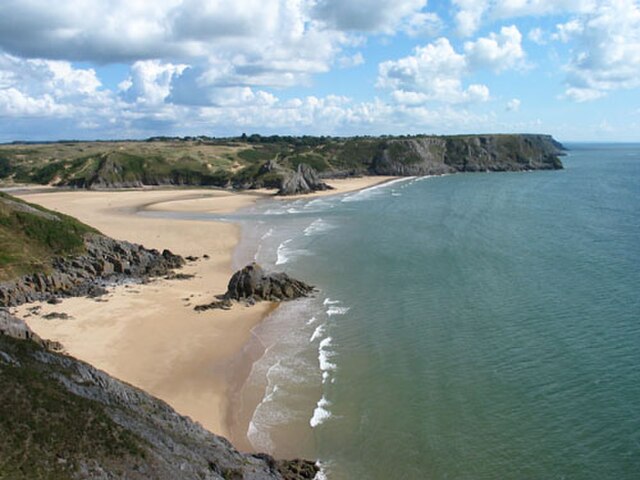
[0,0,639,142]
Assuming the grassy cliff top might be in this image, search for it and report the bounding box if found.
[0,134,564,190]
[0,192,98,281]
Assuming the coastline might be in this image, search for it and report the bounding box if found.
[9,176,395,446]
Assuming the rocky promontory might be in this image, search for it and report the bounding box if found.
[0,191,185,306]
[195,263,314,311]
[0,233,184,307]
[0,133,565,196]
[0,310,318,479]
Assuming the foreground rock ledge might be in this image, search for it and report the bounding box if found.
[0,310,318,479]
[195,263,314,311]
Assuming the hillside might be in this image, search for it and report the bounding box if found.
[0,193,184,305]
[0,134,565,194]
[0,310,317,480]
[0,192,98,281]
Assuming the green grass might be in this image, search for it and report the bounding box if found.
[0,135,562,189]
[0,335,147,479]
[0,192,98,280]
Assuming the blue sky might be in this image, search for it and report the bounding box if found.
[0,0,638,142]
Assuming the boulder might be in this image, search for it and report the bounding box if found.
[225,263,314,302]
[194,263,314,311]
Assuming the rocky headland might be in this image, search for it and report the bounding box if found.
[0,133,565,195]
[0,233,184,307]
[0,310,317,479]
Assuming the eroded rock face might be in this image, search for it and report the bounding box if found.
[0,234,185,307]
[225,263,314,302]
[278,164,332,196]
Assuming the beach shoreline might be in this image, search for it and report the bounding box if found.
[8,176,396,447]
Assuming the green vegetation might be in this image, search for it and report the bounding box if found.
[0,335,147,479]
[0,134,563,190]
[0,193,97,280]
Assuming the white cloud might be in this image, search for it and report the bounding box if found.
[0,53,105,117]
[552,19,583,42]
[464,25,525,71]
[403,12,443,37]
[506,98,521,111]
[120,60,188,106]
[376,25,527,106]
[338,52,365,68]
[452,0,597,36]
[377,38,488,104]
[528,27,546,45]
[561,0,640,101]
[453,0,489,37]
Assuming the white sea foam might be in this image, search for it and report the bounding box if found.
[327,306,350,316]
[318,337,337,373]
[275,239,292,265]
[310,324,325,342]
[310,396,332,427]
[314,462,329,480]
[260,228,274,240]
[323,298,340,306]
[304,218,335,236]
[341,177,415,203]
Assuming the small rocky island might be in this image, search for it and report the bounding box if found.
[195,263,314,311]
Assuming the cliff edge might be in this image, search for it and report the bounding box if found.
[0,310,317,479]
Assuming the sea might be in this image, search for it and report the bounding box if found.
[216,144,638,479]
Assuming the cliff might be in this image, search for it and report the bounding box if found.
[0,134,564,195]
[0,310,317,479]
[367,134,563,176]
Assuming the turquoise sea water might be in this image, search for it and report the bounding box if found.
[226,144,640,479]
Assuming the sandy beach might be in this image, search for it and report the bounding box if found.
[10,176,394,443]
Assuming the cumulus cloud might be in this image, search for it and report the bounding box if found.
[377,26,526,105]
[377,38,488,104]
[120,60,188,106]
[452,0,597,36]
[560,0,640,101]
[464,25,525,71]
[0,53,106,117]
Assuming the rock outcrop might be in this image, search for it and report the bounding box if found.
[0,308,62,351]
[0,312,318,479]
[0,233,184,307]
[369,134,564,176]
[195,263,314,311]
[278,164,332,196]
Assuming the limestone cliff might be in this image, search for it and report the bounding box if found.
[368,134,564,176]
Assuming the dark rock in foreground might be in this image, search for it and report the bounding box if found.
[0,311,318,479]
[195,263,314,311]
[0,233,184,307]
